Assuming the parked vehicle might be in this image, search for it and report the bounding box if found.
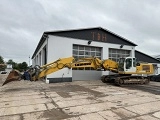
[150,74,160,82]
[0,71,7,74]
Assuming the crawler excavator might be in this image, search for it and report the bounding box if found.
[2,56,153,86]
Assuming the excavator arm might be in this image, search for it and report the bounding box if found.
[32,57,74,80]
[2,56,118,86]
[2,57,74,86]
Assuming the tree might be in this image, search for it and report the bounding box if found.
[6,59,28,72]
[7,59,14,64]
[0,56,6,71]
[18,62,28,71]
[7,59,17,69]
[21,62,28,70]
[0,56,4,64]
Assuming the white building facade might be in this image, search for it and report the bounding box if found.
[32,27,138,83]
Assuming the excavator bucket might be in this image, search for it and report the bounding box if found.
[2,70,21,86]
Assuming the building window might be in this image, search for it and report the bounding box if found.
[39,52,41,66]
[109,48,130,62]
[73,44,102,70]
[36,55,38,65]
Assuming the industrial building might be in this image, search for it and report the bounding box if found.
[32,27,160,83]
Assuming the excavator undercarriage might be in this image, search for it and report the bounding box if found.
[101,74,150,86]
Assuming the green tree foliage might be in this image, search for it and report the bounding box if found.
[17,62,28,71]
[21,62,28,69]
[0,56,4,64]
[7,59,14,65]
[0,56,29,72]
[7,59,17,69]
[0,56,6,71]
[7,59,28,72]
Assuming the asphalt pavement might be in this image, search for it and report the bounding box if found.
[0,74,160,120]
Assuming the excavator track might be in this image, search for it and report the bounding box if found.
[101,75,150,86]
[114,76,150,86]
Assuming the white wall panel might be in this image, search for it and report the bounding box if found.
[32,40,48,66]
[46,35,135,80]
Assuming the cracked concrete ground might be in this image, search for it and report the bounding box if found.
[0,74,160,120]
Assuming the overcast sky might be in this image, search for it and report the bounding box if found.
[0,0,160,64]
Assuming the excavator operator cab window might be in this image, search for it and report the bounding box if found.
[125,58,132,69]
[133,58,137,67]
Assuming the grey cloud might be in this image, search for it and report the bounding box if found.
[0,0,160,63]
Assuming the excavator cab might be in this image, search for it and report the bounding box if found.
[118,57,137,74]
